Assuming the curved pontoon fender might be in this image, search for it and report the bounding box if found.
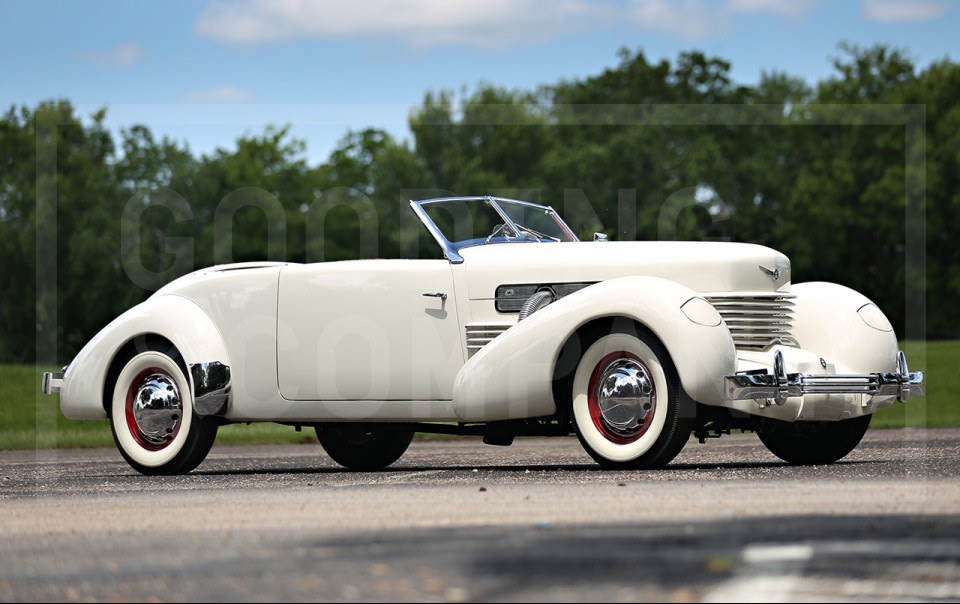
[790,282,900,376]
[60,295,231,420]
[452,276,737,422]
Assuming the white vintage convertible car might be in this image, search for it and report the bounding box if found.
[43,196,924,474]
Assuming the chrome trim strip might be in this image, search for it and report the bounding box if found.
[725,350,925,407]
[409,200,464,264]
[189,362,232,417]
[41,372,64,395]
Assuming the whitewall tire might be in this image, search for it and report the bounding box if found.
[570,325,690,469]
[109,346,218,475]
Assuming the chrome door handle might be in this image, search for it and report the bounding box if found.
[422,292,448,301]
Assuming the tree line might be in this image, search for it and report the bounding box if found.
[2,44,957,363]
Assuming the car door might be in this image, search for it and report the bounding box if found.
[276,259,464,401]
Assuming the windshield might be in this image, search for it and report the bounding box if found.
[421,198,505,245]
[411,196,578,263]
[498,202,572,243]
[410,197,577,261]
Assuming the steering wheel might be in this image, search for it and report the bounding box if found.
[486,223,514,242]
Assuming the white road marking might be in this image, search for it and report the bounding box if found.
[704,543,812,603]
[704,540,960,603]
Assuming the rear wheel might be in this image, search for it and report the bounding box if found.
[315,425,414,471]
[109,345,218,475]
[569,325,691,470]
[758,414,872,465]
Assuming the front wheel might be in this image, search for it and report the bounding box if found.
[569,325,691,470]
[109,346,218,475]
[758,414,872,465]
[315,425,414,471]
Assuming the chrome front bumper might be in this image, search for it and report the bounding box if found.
[41,371,65,394]
[725,350,925,406]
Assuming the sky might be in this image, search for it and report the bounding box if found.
[2,0,957,165]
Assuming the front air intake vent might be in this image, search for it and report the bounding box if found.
[495,282,595,313]
[703,293,798,351]
[465,323,512,356]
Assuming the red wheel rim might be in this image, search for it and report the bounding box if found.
[587,351,656,444]
[124,367,183,451]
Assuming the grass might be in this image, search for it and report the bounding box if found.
[870,340,956,428]
[1,340,955,449]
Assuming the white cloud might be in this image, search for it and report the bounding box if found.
[194,0,603,48]
[862,0,949,22]
[630,0,730,41]
[727,0,817,18]
[627,0,815,41]
[183,85,255,103]
[191,0,825,47]
[75,41,142,67]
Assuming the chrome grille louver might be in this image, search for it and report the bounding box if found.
[703,293,798,351]
[465,323,512,356]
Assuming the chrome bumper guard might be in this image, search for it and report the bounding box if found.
[190,361,232,417]
[41,371,65,394]
[725,350,925,406]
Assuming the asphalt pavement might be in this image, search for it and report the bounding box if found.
[1,428,959,602]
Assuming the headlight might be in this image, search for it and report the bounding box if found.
[857,303,893,332]
[681,297,722,327]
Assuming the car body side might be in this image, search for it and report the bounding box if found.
[59,240,902,426]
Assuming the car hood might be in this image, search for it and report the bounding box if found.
[457,241,790,299]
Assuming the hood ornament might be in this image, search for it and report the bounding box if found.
[759,258,790,284]
[759,265,780,281]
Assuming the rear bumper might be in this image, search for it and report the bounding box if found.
[41,371,65,395]
[42,362,231,418]
[725,350,924,407]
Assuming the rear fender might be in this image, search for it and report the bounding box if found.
[60,295,231,419]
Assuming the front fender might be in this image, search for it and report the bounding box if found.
[452,276,736,421]
[790,281,899,376]
[60,294,231,419]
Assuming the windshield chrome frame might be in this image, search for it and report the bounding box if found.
[409,196,579,264]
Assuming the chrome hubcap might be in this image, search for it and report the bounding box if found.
[589,354,656,443]
[129,372,182,448]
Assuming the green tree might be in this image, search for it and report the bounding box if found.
[1,42,958,365]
